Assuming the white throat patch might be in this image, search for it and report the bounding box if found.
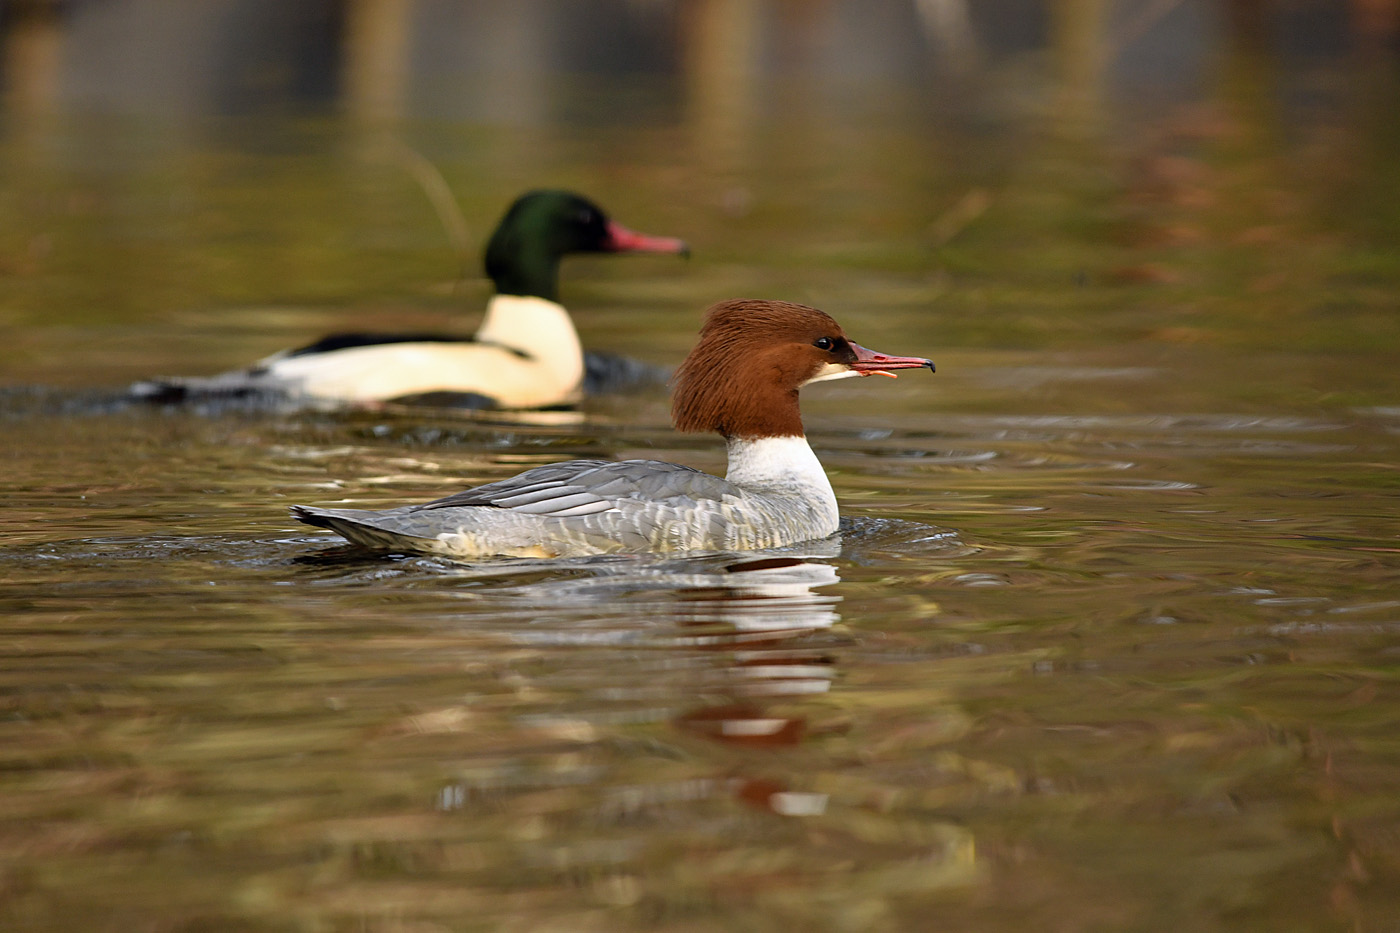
[803,363,860,385]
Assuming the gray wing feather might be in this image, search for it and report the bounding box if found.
[411,459,739,520]
[545,500,619,517]
[505,491,613,515]
[493,485,591,507]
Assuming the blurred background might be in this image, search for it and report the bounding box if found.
[1,0,1396,391]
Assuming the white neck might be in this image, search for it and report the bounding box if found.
[725,435,838,520]
[474,294,584,383]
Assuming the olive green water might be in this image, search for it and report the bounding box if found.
[3,21,1400,933]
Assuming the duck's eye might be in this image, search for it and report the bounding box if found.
[813,336,836,351]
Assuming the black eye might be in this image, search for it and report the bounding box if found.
[813,336,835,351]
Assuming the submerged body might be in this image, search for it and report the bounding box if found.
[131,190,686,409]
[293,299,934,558]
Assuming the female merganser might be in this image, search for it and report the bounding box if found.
[291,299,934,558]
[130,190,688,409]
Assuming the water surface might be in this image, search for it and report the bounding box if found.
[3,3,1400,930]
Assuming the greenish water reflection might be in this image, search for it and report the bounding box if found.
[3,12,1400,933]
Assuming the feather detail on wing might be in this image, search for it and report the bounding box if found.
[411,459,739,518]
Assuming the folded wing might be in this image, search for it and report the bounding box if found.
[412,459,739,518]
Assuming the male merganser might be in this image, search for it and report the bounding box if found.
[291,299,934,558]
[130,190,688,408]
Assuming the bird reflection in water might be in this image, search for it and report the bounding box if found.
[406,547,846,818]
[663,554,842,816]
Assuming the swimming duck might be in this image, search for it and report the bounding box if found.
[292,299,933,558]
[130,190,688,408]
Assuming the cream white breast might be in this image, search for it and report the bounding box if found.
[255,296,584,407]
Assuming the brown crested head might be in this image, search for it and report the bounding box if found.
[671,299,861,439]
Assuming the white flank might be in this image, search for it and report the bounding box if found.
[260,295,584,407]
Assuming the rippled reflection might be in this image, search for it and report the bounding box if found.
[426,556,849,821]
